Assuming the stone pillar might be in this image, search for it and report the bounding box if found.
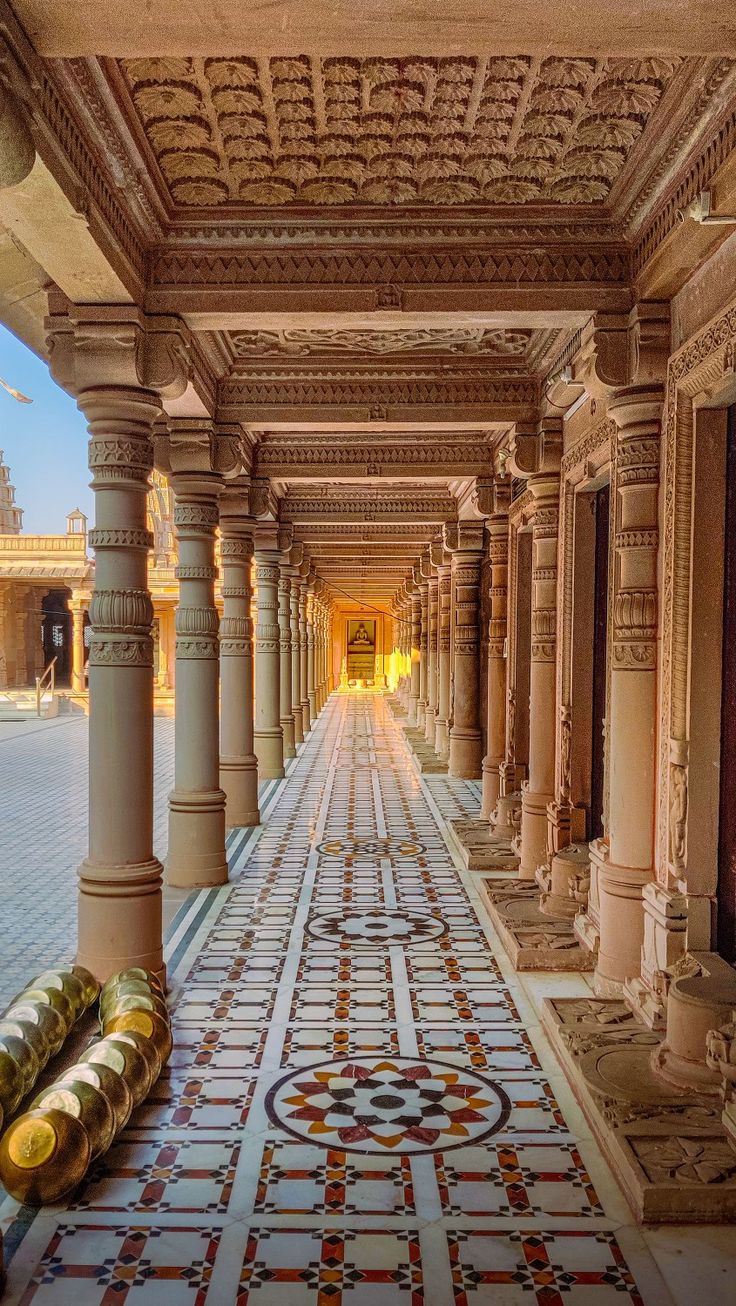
[299,578,311,733]
[481,486,511,820]
[590,386,662,993]
[70,592,88,694]
[219,489,259,828]
[307,584,317,721]
[14,583,28,685]
[425,569,439,744]
[408,587,421,725]
[46,308,191,981]
[417,573,429,729]
[447,521,485,778]
[435,561,452,759]
[254,528,284,779]
[167,468,227,888]
[290,576,304,745]
[518,471,560,879]
[313,597,323,708]
[278,565,296,760]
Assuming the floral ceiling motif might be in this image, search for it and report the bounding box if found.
[120,53,683,207]
[229,327,534,358]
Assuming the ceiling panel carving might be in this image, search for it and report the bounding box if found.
[119,54,684,208]
[229,326,534,358]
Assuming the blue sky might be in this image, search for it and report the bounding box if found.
[0,324,92,533]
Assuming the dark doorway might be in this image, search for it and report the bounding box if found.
[590,483,610,841]
[718,405,736,961]
[41,590,72,685]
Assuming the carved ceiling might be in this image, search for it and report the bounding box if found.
[229,326,535,358]
[118,53,688,209]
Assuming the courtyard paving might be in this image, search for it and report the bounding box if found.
[0,712,176,1008]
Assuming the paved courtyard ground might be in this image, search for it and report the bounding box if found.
[0,712,175,1007]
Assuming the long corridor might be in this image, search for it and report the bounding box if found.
[2,694,700,1304]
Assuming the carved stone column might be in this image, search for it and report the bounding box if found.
[447,521,485,778]
[47,307,191,981]
[277,539,296,760]
[408,586,421,726]
[434,561,452,758]
[417,573,429,729]
[254,527,284,779]
[518,471,560,879]
[589,386,662,994]
[69,591,88,694]
[219,486,259,828]
[314,595,324,709]
[481,486,511,819]
[168,460,227,888]
[299,576,311,733]
[289,574,304,746]
[425,566,439,744]
[307,583,317,721]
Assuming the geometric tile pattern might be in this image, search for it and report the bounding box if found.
[2,695,663,1303]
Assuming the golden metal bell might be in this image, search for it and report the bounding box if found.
[103,1010,173,1066]
[4,1002,66,1058]
[108,1029,162,1085]
[61,1062,133,1134]
[79,1036,152,1107]
[31,1081,115,1162]
[0,1017,50,1071]
[0,1032,40,1093]
[15,987,75,1032]
[68,965,100,1009]
[102,968,164,998]
[100,991,169,1026]
[0,1047,25,1117]
[32,970,87,1021]
[0,1107,90,1205]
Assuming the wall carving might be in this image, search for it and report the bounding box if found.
[658,297,736,883]
[229,327,534,358]
[121,54,682,208]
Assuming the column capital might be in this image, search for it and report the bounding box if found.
[46,305,193,402]
[444,519,486,554]
[575,302,670,395]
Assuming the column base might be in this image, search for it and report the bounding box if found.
[281,715,296,759]
[424,706,436,744]
[434,717,449,759]
[652,955,736,1096]
[255,728,285,780]
[480,757,500,821]
[592,847,653,995]
[446,817,519,872]
[77,856,165,984]
[416,699,426,730]
[518,787,552,880]
[448,727,482,779]
[308,691,317,720]
[167,789,228,888]
[220,756,260,829]
[537,843,590,919]
[293,714,304,746]
[300,701,311,734]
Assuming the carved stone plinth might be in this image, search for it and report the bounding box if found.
[652,954,736,1096]
[492,790,523,841]
[537,842,590,919]
[402,724,448,774]
[543,996,736,1223]
[624,881,689,1031]
[479,878,594,972]
[446,818,519,873]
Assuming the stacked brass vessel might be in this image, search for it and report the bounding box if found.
[0,965,99,1127]
[0,967,171,1205]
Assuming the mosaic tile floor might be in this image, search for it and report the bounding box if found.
[0,694,713,1303]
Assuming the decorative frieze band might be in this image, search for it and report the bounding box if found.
[175,564,218,580]
[88,635,153,667]
[174,502,220,529]
[175,606,219,637]
[88,528,153,551]
[89,587,153,632]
